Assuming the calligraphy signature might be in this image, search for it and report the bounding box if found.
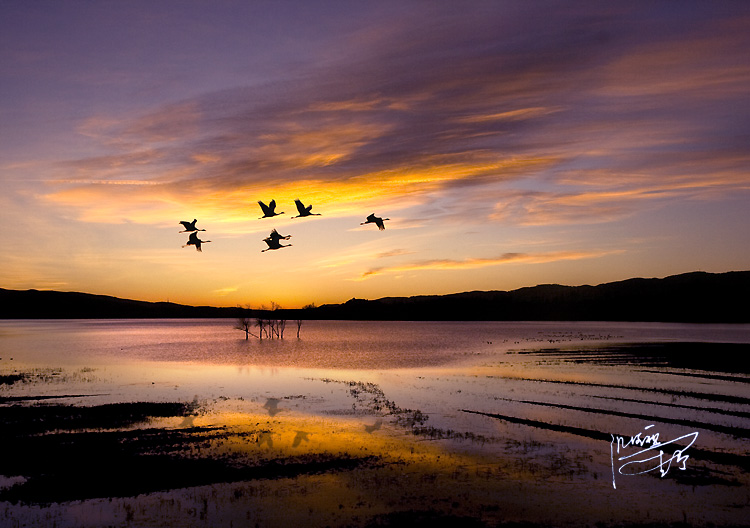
[610,424,698,489]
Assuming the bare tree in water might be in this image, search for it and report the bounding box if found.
[270,301,286,339]
[296,302,316,338]
[234,305,256,340]
[237,301,312,340]
[253,302,286,340]
[255,304,268,339]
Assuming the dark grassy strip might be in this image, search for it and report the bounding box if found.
[489,376,750,405]
[0,394,107,404]
[0,374,25,385]
[460,409,747,469]
[507,399,750,438]
[0,402,194,435]
[635,369,750,384]
[0,425,378,504]
[516,342,750,374]
[588,394,750,420]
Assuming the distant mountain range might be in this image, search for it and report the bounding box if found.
[0,289,240,319]
[1,271,748,322]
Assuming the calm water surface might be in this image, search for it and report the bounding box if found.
[2,318,749,415]
[2,319,749,417]
[1,319,748,527]
[3,318,749,368]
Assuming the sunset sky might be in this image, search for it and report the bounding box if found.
[2,1,749,308]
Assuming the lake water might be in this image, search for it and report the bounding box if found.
[1,319,749,527]
[4,318,750,367]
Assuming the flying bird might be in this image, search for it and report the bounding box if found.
[361,213,389,231]
[292,430,311,448]
[258,200,284,219]
[267,228,291,242]
[178,415,197,428]
[262,236,292,252]
[257,431,274,448]
[178,219,206,232]
[364,419,383,434]
[263,398,282,416]
[292,199,321,218]
[183,231,211,252]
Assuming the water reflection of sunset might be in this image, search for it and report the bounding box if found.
[2,320,749,526]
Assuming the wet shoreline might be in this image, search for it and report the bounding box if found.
[1,340,748,526]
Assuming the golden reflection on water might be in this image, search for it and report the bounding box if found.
[145,404,527,526]
[161,404,464,467]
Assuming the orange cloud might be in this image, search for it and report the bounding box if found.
[304,97,393,113]
[44,153,547,226]
[457,106,562,123]
[357,250,618,279]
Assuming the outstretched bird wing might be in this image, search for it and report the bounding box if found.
[366,213,377,223]
[294,199,306,215]
[268,199,277,213]
[263,237,277,248]
[179,220,192,230]
[258,200,270,215]
[188,232,200,243]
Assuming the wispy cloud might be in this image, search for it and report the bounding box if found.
[357,250,619,280]
[376,249,413,259]
[213,287,239,296]
[52,179,163,186]
[490,170,750,226]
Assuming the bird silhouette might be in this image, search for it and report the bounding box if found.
[364,419,383,434]
[361,213,389,230]
[263,398,282,416]
[178,415,196,428]
[258,200,284,219]
[267,228,291,242]
[183,231,211,252]
[178,219,206,233]
[291,199,321,218]
[262,236,292,252]
[257,431,274,448]
[292,430,311,448]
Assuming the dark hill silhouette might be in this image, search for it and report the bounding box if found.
[311,271,750,323]
[0,289,241,319]
[1,271,748,322]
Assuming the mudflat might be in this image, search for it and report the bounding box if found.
[1,339,748,527]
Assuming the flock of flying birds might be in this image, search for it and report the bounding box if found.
[179,198,389,252]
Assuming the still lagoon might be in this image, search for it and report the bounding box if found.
[1,319,748,527]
